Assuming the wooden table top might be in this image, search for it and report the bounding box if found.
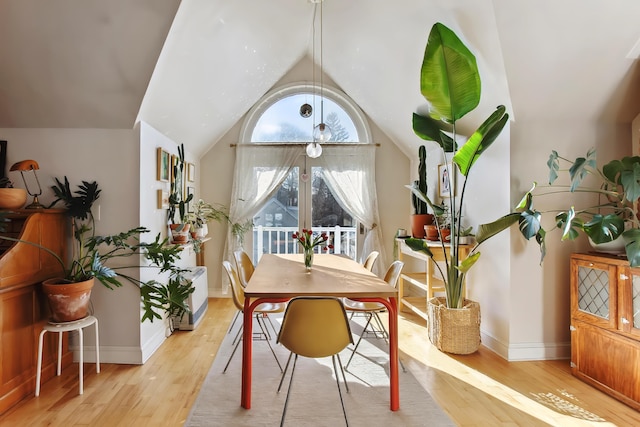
[245,253,397,299]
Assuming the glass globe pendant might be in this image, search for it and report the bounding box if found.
[306,141,323,158]
[313,122,332,143]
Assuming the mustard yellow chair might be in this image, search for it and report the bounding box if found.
[221,261,285,373]
[277,297,353,426]
[232,250,280,336]
[343,260,404,370]
[233,250,254,288]
[362,250,379,272]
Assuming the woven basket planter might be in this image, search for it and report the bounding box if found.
[427,297,481,354]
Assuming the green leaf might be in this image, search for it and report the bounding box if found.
[619,162,640,202]
[457,252,480,273]
[420,22,480,123]
[412,113,456,152]
[453,105,508,176]
[404,238,434,257]
[475,213,520,244]
[582,214,624,243]
[623,228,640,267]
[547,151,559,184]
[518,210,542,240]
[568,148,597,192]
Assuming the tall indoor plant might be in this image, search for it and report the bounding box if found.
[410,145,435,238]
[0,177,193,323]
[406,22,509,309]
[168,143,194,243]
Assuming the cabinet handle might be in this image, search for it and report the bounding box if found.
[569,325,576,331]
[620,274,629,280]
[621,317,630,325]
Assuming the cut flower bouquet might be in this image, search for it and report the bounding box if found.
[292,229,334,271]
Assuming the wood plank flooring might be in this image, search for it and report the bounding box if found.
[1,298,639,426]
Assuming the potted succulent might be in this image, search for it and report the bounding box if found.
[0,176,194,323]
[187,199,229,239]
[405,22,509,354]
[168,143,194,243]
[513,149,640,266]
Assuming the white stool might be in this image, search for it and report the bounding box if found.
[35,315,100,396]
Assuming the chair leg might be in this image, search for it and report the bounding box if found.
[264,313,280,337]
[335,353,350,393]
[345,312,374,369]
[256,316,283,373]
[227,310,241,335]
[223,325,243,373]
[277,352,294,392]
[280,354,299,427]
[332,355,349,426]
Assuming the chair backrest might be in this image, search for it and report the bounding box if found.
[222,260,245,312]
[277,297,353,358]
[362,251,380,272]
[384,260,404,289]
[234,250,254,288]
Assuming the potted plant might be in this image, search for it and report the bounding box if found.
[404,22,509,354]
[410,145,434,238]
[513,148,640,266]
[187,199,229,239]
[168,143,193,243]
[0,176,194,323]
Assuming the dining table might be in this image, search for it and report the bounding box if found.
[241,253,400,411]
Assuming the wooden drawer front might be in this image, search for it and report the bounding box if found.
[573,321,640,402]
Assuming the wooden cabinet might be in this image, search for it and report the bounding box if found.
[570,252,640,410]
[0,209,69,415]
[396,238,470,321]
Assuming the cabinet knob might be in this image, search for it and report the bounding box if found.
[621,317,630,325]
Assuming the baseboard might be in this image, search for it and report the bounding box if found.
[69,344,144,365]
[481,330,570,361]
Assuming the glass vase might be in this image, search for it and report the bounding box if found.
[304,246,314,272]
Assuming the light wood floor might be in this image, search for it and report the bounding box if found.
[2,298,639,426]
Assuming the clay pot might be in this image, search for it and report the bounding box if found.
[42,278,95,322]
[424,224,439,241]
[411,214,434,238]
[170,223,191,244]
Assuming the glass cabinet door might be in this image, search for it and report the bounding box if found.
[619,266,640,338]
[571,258,617,330]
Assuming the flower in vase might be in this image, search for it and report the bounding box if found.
[292,229,334,252]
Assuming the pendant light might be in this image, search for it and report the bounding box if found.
[307,0,331,158]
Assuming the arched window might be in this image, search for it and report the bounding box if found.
[240,82,371,144]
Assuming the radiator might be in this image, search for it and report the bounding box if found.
[175,266,208,330]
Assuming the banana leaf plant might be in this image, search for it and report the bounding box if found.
[496,149,640,267]
[405,22,510,309]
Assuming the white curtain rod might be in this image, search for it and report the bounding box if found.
[229,143,380,147]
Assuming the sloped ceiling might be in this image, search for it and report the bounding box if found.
[1,0,639,158]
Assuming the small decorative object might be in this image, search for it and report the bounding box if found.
[187,163,195,182]
[292,229,333,272]
[10,159,44,209]
[438,162,455,198]
[299,103,312,118]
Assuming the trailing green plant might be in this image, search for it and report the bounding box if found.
[0,176,194,322]
[186,199,230,229]
[405,22,509,309]
[510,149,640,266]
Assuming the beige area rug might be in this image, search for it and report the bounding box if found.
[185,314,455,427]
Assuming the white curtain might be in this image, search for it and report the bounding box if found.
[223,145,302,289]
[317,145,387,276]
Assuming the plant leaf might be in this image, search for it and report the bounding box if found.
[475,213,521,244]
[412,113,456,152]
[420,22,480,123]
[568,148,596,192]
[623,228,640,267]
[404,238,434,257]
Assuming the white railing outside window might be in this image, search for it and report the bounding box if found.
[252,226,357,263]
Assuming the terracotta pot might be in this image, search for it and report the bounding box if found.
[424,224,439,241]
[411,214,434,238]
[439,228,451,242]
[170,223,191,244]
[42,277,95,322]
[0,188,27,209]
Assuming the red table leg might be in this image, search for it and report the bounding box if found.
[241,298,253,409]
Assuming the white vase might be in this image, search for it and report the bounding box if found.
[195,224,208,239]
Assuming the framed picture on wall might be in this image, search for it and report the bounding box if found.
[438,163,455,198]
[157,148,170,182]
[157,189,169,209]
[187,163,195,182]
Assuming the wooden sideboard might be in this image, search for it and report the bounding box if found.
[570,252,640,410]
[0,209,69,415]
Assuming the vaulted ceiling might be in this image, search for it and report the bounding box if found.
[1,0,639,158]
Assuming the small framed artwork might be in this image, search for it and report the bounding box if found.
[187,162,195,182]
[157,148,170,182]
[157,189,169,209]
[438,163,455,198]
[187,186,195,212]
